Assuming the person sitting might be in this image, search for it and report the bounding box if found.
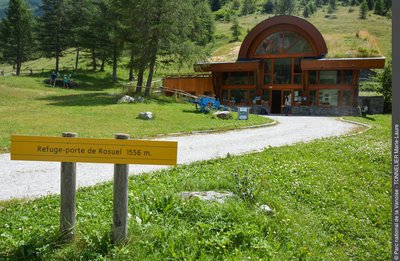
[63,75,69,88]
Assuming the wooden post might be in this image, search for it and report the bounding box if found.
[113,133,130,243]
[60,132,77,241]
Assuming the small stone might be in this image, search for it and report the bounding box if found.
[259,204,273,213]
[138,112,153,120]
[181,191,234,203]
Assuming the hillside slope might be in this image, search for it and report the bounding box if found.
[0,0,41,18]
[210,6,391,62]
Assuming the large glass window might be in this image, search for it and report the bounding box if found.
[255,31,313,55]
[319,71,338,84]
[274,58,292,84]
[222,72,254,85]
[343,70,353,85]
[319,89,339,106]
[309,90,317,105]
[230,72,250,85]
[293,58,302,84]
[309,71,317,84]
[342,90,351,106]
[230,89,249,103]
[264,60,272,84]
[293,90,303,105]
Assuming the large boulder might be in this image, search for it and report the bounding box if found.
[213,111,232,120]
[138,111,153,120]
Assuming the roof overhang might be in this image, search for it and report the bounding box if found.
[301,57,385,70]
[195,60,261,72]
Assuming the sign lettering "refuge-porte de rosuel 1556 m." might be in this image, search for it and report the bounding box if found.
[11,135,177,165]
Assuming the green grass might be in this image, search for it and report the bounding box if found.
[0,75,271,152]
[0,115,391,259]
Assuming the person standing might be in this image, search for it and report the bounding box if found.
[50,71,57,87]
[63,74,69,88]
[284,95,291,116]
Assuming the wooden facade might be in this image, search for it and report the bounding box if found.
[165,15,385,115]
[163,74,214,96]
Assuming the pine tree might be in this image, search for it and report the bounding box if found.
[241,0,256,15]
[38,0,69,72]
[366,0,374,10]
[230,17,241,41]
[359,0,368,18]
[262,0,274,13]
[274,0,297,15]
[65,0,94,71]
[1,0,35,75]
[329,0,337,10]
[303,4,310,17]
[373,0,384,15]
[378,61,392,112]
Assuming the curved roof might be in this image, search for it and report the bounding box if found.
[238,16,328,59]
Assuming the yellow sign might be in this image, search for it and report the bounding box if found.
[11,135,177,165]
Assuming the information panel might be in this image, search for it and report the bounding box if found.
[11,135,177,165]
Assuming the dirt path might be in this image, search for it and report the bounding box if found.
[0,115,357,201]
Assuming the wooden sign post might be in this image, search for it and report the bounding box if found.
[10,134,177,244]
[113,133,130,243]
[60,132,77,241]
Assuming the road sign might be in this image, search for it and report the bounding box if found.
[11,135,177,165]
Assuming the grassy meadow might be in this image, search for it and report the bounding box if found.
[211,6,391,61]
[0,75,271,152]
[0,115,391,259]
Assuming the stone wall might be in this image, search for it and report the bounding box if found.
[291,106,359,116]
[358,96,384,114]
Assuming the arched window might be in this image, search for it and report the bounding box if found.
[255,31,313,55]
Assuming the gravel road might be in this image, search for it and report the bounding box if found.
[0,115,357,201]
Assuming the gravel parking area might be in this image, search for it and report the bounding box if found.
[0,115,357,201]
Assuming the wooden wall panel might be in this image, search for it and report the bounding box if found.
[163,76,214,96]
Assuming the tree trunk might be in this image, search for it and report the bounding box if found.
[136,67,144,94]
[112,45,118,84]
[55,51,60,72]
[128,50,134,82]
[145,56,156,97]
[75,47,80,72]
[16,62,21,76]
[92,47,97,71]
[100,58,105,72]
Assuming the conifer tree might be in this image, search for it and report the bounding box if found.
[373,0,384,15]
[329,0,337,10]
[262,0,274,13]
[38,0,69,72]
[274,0,297,15]
[378,61,392,111]
[359,0,368,18]
[366,0,374,10]
[241,0,256,15]
[1,0,35,75]
[303,4,310,17]
[230,16,241,41]
[65,0,94,71]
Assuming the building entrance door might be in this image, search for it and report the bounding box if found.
[271,90,282,113]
